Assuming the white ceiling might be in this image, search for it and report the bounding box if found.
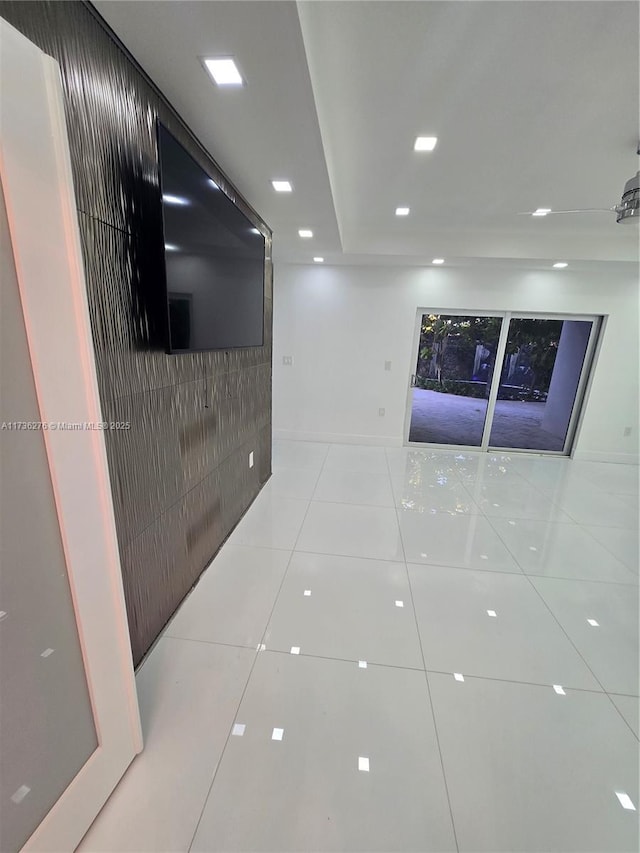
[93,0,639,269]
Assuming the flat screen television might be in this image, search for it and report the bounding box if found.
[157,122,265,352]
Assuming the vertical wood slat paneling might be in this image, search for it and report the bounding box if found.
[0,0,273,665]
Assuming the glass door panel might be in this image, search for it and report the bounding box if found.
[408,314,503,446]
[488,318,594,451]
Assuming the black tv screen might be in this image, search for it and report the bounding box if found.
[157,123,265,352]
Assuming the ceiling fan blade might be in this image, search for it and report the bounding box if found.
[517,208,617,215]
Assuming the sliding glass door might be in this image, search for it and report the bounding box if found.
[406,311,599,455]
[488,317,595,452]
[408,313,502,446]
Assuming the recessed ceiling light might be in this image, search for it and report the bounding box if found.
[553,262,568,268]
[272,180,292,192]
[208,179,219,190]
[432,258,445,265]
[414,136,438,151]
[313,257,324,263]
[162,194,189,206]
[298,229,313,238]
[532,208,551,216]
[204,58,243,86]
[395,207,410,216]
[249,228,260,234]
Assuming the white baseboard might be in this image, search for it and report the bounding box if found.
[273,428,403,448]
[273,430,640,462]
[572,450,639,465]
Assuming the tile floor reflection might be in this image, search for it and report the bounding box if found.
[80,443,639,853]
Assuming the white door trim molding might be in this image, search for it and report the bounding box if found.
[0,18,142,852]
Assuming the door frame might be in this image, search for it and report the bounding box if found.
[404,307,602,456]
[1,19,142,852]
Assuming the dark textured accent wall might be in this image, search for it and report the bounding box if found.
[0,1,272,665]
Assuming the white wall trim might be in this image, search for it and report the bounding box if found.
[273,431,639,463]
[273,428,403,447]
[0,19,141,852]
[572,451,639,465]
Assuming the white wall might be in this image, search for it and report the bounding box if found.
[272,263,639,462]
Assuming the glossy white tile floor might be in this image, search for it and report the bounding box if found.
[80,443,639,853]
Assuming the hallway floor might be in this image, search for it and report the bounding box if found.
[80,442,639,853]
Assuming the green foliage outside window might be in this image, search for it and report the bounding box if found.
[416,314,561,394]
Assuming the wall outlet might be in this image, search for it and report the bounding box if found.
[378,408,385,417]
[384,361,392,371]
[623,427,632,437]
[249,451,254,468]
[282,356,293,366]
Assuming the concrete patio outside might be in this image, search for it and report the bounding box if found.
[408,388,565,451]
